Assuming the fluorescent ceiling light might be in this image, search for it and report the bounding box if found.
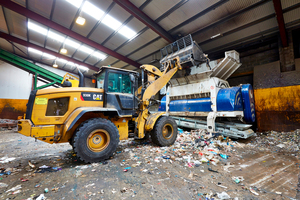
[118,26,137,39]
[82,1,104,20]
[57,58,68,63]
[28,47,43,55]
[76,16,86,25]
[78,65,88,71]
[79,46,94,54]
[67,62,75,66]
[28,21,47,35]
[102,15,122,30]
[43,53,56,60]
[65,0,82,8]
[93,52,106,60]
[65,39,81,49]
[48,31,65,42]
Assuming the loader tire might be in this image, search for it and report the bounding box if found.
[72,118,119,163]
[151,116,178,147]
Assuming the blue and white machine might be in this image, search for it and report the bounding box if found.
[158,35,255,138]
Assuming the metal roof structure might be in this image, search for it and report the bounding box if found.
[0,0,299,77]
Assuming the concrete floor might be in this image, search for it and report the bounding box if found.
[0,130,299,200]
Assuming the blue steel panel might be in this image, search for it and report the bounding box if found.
[241,84,256,123]
[158,96,166,111]
[158,97,211,112]
[217,87,243,111]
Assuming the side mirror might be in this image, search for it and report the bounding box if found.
[129,73,135,83]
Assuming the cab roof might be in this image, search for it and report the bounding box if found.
[94,66,140,76]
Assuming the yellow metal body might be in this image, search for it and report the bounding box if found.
[61,73,79,87]
[136,57,182,138]
[17,87,130,144]
[18,58,182,145]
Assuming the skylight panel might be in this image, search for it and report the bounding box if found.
[28,48,43,55]
[79,46,94,54]
[57,58,68,63]
[78,65,88,71]
[65,0,83,8]
[28,22,48,35]
[82,1,105,20]
[47,31,65,43]
[42,53,56,60]
[65,39,81,49]
[118,26,137,39]
[93,52,107,60]
[102,15,122,30]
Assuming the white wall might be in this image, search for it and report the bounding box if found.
[0,61,94,99]
[0,61,32,99]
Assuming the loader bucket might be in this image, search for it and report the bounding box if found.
[160,34,207,68]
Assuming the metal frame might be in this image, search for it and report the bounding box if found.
[272,0,288,47]
[0,0,140,68]
[0,31,99,71]
[113,0,175,43]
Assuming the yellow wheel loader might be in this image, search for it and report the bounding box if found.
[18,58,182,163]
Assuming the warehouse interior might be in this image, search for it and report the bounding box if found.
[0,0,300,199]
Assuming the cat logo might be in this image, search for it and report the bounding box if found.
[93,94,102,100]
[81,92,103,101]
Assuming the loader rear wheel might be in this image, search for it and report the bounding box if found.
[151,116,178,146]
[72,118,119,163]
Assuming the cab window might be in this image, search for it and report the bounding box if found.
[108,72,132,94]
[96,72,106,89]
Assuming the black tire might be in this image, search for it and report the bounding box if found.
[151,116,178,146]
[72,118,119,163]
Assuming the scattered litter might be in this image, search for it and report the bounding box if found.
[232,176,244,184]
[0,156,16,163]
[208,168,218,173]
[217,191,230,199]
[44,188,49,193]
[28,161,35,168]
[276,144,285,148]
[249,187,259,196]
[6,184,22,193]
[0,182,8,188]
[36,194,46,200]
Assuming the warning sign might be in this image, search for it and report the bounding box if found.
[35,98,48,105]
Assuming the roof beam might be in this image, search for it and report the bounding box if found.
[113,0,175,43]
[0,31,99,72]
[272,0,288,47]
[0,0,140,68]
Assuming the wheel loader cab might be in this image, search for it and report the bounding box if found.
[95,67,139,116]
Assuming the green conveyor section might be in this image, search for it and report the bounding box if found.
[0,49,63,90]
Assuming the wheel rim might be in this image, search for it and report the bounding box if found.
[162,123,173,139]
[87,129,110,152]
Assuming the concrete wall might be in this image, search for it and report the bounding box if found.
[0,61,94,119]
[253,60,300,132]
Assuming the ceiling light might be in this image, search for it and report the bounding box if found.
[48,31,65,42]
[53,60,58,68]
[118,26,137,39]
[79,46,94,54]
[78,65,88,71]
[57,58,68,63]
[82,1,104,20]
[211,33,221,39]
[65,0,83,8]
[43,53,56,59]
[76,16,86,25]
[65,39,80,49]
[60,48,67,54]
[93,52,107,60]
[28,21,48,35]
[28,47,43,55]
[102,15,122,30]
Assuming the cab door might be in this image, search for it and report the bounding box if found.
[105,70,135,116]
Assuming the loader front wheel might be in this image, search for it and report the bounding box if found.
[72,118,119,163]
[151,116,178,146]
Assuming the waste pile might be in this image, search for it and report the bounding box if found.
[0,118,17,131]
[251,129,300,155]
